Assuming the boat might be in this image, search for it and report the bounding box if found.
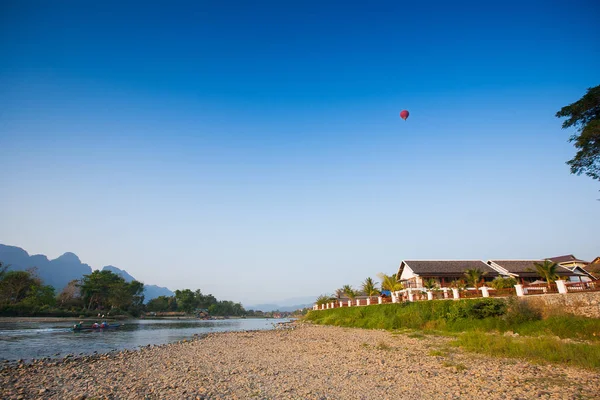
[72,323,122,332]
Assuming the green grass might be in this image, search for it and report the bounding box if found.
[452,331,600,370]
[304,299,600,342]
[304,298,600,370]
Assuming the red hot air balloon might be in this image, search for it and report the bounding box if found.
[400,110,409,120]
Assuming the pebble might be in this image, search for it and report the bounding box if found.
[1,323,598,399]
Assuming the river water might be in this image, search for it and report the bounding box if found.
[0,318,290,362]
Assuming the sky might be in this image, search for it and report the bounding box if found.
[1,1,599,305]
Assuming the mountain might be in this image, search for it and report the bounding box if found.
[246,296,317,312]
[0,244,173,302]
[0,244,92,290]
[102,265,174,301]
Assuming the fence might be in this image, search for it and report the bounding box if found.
[488,287,516,297]
[565,281,600,292]
[523,283,559,295]
[313,280,600,310]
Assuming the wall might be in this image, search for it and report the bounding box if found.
[521,292,600,319]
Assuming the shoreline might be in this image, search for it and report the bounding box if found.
[2,323,599,399]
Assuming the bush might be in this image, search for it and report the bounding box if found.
[502,297,541,325]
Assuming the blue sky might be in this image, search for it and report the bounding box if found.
[1,1,599,305]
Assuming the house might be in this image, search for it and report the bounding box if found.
[546,255,596,281]
[583,257,600,279]
[547,254,589,269]
[487,260,591,283]
[396,260,500,289]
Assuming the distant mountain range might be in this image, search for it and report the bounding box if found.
[0,244,173,302]
[246,296,317,312]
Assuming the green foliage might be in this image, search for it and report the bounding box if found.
[79,270,144,314]
[530,260,559,285]
[361,277,380,296]
[305,298,507,331]
[342,284,358,299]
[146,295,172,312]
[463,268,487,290]
[304,298,600,344]
[315,294,336,306]
[208,300,245,316]
[377,273,403,292]
[454,331,600,370]
[0,267,58,316]
[489,276,517,289]
[422,278,439,290]
[502,297,541,325]
[556,85,600,182]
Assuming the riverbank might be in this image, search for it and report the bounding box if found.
[2,323,599,399]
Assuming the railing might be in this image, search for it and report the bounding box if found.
[565,280,600,292]
[523,283,558,295]
[487,287,516,297]
[460,290,482,298]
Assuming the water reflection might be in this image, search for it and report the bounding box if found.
[0,318,289,362]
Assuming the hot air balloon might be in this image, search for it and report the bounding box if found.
[400,110,409,120]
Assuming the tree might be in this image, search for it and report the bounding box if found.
[463,268,487,291]
[377,273,403,293]
[361,277,380,297]
[532,260,559,288]
[0,261,9,280]
[422,278,439,290]
[315,294,335,306]
[0,268,55,308]
[556,85,600,182]
[57,279,83,309]
[146,296,170,312]
[174,289,198,313]
[489,276,517,290]
[79,270,143,314]
[341,284,357,300]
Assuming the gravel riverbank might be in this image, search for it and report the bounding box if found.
[1,323,598,399]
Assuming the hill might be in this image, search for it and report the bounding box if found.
[0,244,173,302]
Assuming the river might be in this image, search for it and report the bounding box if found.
[0,318,290,362]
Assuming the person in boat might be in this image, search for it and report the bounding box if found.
[92,322,99,328]
[100,321,108,328]
[74,321,83,330]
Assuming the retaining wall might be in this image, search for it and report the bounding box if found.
[521,291,600,318]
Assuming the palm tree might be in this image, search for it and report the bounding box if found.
[361,277,380,297]
[422,278,439,290]
[315,294,335,306]
[377,273,403,301]
[532,260,559,288]
[334,288,344,300]
[341,284,357,300]
[464,268,488,292]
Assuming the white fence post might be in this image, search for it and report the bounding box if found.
[443,288,449,299]
[367,297,371,305]
[408,289,414,302]
[452,288,460,300]
[427,291,433,300]
[481,287,490,298]
[378,296,383,304]
[556,280,567,294]
[514,284,525,297]
[347,300,351,307]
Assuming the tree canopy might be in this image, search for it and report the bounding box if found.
[556,85,600,182]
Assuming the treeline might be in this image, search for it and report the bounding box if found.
[146,289,246,317]
[0,262,245,317]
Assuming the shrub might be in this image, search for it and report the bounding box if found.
[502,297,541,325]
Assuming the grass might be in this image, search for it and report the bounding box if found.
[452,331,600,370]
[304,299,600,342]
[304,298,600,370]
[375,341,392,350]
[442,360,468,371]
